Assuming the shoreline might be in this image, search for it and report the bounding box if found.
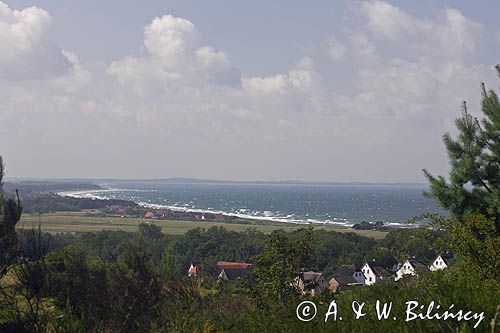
[57,188,408,229]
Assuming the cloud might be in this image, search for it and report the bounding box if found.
[359,0,416,41]
[108,14,239,90]
[143,15,198,63]
[326,37,346,60]
[357,1,484,60]
[0,1,73,80]
[242,74,287,95]
[348,33,378,62]
[1,1,498,181]
[337,2,490,123]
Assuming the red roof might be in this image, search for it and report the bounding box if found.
[144,212,154,218]
[216,261,252,270]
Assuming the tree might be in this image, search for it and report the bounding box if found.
[138,222,163,239]
[0,156,23,277]
[251,227,313,304]
[422,66,500,279]
[423,65,500,231]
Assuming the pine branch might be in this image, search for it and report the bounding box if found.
[479,179,492,194]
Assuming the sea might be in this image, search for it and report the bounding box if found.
[60,180,447,227]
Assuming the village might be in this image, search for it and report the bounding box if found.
[188,254,454,295]
[95,205,228,222]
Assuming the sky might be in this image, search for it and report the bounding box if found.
[0,0,499,182]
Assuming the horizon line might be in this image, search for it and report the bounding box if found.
[5,176,429,186]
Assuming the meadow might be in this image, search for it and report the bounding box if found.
[18,211,388,239]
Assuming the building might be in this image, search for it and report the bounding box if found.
[216,261,252,271]
[218,267,250,282]
[187,263,197,277]
[144,211,154,219]
[430,253,453,271]
[329,265,364,292]
[361,262,392,285]
[295,271,329,296]
[395,258,429,281]
[215,261,253,283]
[353,268,366,284]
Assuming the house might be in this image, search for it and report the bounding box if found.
[429,253,453,271]
[187,263,197,277]
[295,271,328,296]
[395,258,429,281]
[218,267,250,282]
[352,268,366,284]
[329,265,364,292]
[361,262,392,285]
[215,261,253,282]
[144,211,154,219]
[216,261,252,271]
[158,209,173,219]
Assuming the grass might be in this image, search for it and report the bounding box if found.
[18,212,388,239]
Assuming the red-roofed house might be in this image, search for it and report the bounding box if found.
[216,261,253,271]
[187,263,198,277]
[144,211,154,219]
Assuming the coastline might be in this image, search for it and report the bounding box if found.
[57,187,408,229]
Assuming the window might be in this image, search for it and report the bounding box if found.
[369,277,372,282]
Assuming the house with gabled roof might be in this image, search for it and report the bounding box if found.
[295,271,328,296]
[429,253,454,271]
[329,264,364,292]
[218,267,250,282]
[361,262,392,285]
[216,261,252,271]
[395,258,429,281]
[215,261,253,283]
[187,263,197,277]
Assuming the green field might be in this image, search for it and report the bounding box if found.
[18,212,388,239]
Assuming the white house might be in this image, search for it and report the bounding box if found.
[395,258,429,281]
[361,262,392,285]
[430,254,453,271]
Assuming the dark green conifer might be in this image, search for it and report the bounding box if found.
[423,66,500,232]
[0,156,23,276]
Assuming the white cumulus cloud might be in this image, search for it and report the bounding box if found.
[0,1,73,80]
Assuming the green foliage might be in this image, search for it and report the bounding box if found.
[1,221,496,332]
[169,226,266,277]
[383,227,443,261]
[423,66,500,231]
[306,229,377,274]
[429,213,499,279]
[251,226,313,304]
[0,156,23,277]
[422,65,499,282]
